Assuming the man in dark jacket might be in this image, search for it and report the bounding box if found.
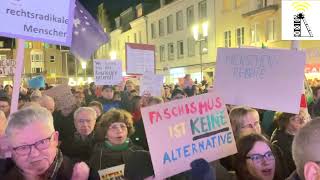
[60,107,98,162]
[3,106,98,180]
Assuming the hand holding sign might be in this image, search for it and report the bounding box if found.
[141,92,237,179]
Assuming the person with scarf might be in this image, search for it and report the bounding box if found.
[89,108,154,179]
[2,106,98,180]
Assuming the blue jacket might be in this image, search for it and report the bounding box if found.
[98,98,121,112]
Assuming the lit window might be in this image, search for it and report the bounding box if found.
[177,41,184,58]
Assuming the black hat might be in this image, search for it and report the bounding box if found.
[102,85,114,91]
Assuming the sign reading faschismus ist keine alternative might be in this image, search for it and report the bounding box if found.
[141,92,237,179]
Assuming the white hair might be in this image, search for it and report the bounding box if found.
[73,107,97,120]
[292,118,320,180]
[5,106,54,137]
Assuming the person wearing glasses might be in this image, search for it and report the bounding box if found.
[89,108,154,179]
[288,118,320,180]
[60,107,98,162]
[234,134,285,180]
[221,106,262,171]
[271,110,309,176]
[2,106,98,180]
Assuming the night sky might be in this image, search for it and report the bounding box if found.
[79,0,140,19]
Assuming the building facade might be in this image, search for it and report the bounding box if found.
[0,37,74,85]
[147,0,216,83]
[96,0,320,83]
[96,3,150,72]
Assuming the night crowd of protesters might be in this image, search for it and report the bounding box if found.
[0,74,320,180]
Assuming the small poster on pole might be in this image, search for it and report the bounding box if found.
[140,73,164,97]
[94,60,122,85]
[126,43,155,75]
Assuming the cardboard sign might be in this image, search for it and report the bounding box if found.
[140,73,164,97]
[141,92,237,179]
[214,48,306,114]
[98,164,125,180]
[94,60,122,85]
[126,43,155,74]
[28,75,45,89]
[0,59,15,76]
[43,84,76,111]
[0,0,75,46]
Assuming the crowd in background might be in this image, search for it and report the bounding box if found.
[0,74,320,180]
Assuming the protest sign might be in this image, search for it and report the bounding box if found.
[141,92,237,179]
[214,48,306,114]
[28,75,45,89]
[94,60,122,85]
[0,59,15,76]
[43,84,76,111]
[98,164,125,180]
[140,73,164,97]
[0,0,75,46]
[126,43,155,74]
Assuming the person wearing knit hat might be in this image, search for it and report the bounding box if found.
[191,159,215,180]
[97,85,120,112]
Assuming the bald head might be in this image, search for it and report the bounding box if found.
[39,95,55,113]
[292,118,320,179]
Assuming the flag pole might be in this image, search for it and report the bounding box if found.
[10,39,25,113]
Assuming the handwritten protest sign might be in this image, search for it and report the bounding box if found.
[140,73,163,97]
[0,0,75,46]
[98,164,125,180]
[214,48,306,114]
[43,84,76,111]
[141,92,237,179]
[28,76,45,89]
[0,59,15,76]
[94,60,122,85]
[126,43,155,74]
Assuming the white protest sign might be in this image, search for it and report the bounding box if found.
[214,48,306,113]
[0,0,75,46]
[94,60,122,85]
[98,164,125,180]
[0,59,16,76]
[126,43,155,74]
[140,73,164,97]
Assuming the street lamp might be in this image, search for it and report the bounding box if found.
[110,51,117,60]
[81,61,87,78]
[192,21,208,82]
